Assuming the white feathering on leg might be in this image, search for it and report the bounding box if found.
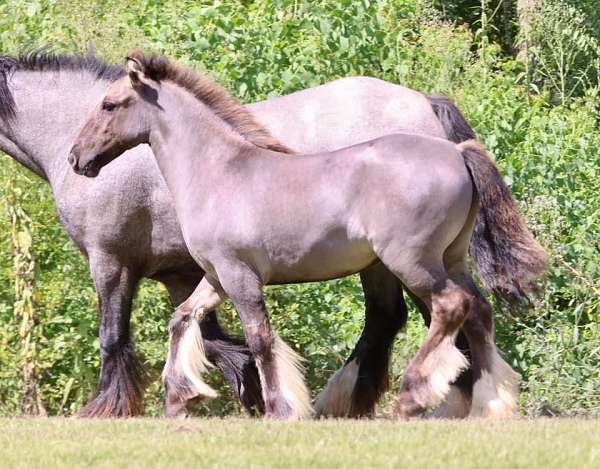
[273,336,313,419]
[314,359,360,417]
[469,346,520,418]
[179,318,218,400]
[429,384,471,419]
[417,334,470,408]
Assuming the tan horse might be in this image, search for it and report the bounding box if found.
[69,52,546,420]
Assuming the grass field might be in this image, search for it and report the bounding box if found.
[1,418,598,468]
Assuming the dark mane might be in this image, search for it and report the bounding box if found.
[0,49,125,122]
[129,51,294,154]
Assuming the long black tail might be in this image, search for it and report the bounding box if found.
[428,95,476,144]
[458,140,548,304]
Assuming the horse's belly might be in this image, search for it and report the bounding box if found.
[265,239,376,284]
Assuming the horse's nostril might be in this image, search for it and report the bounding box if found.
[68,151,77,168]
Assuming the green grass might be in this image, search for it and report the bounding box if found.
[1,418,599,468]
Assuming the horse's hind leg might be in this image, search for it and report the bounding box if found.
[407,290,473,419]
[451,274,520,418]
[316,262,473,419]
[315,262,406,418]
[384,260,471,418]
[428,330,473,418]
[443,221,520,419]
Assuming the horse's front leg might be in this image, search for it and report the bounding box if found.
[219,269,312,420]
[162,277,225,417]
[78,255,145,417]
[163,275,264,416]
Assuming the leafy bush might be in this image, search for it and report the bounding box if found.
[529,1,600,103]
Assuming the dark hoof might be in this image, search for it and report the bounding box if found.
[79,345,146,418]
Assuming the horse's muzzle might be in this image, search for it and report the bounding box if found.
[68,146,100,177]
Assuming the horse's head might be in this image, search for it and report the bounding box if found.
[69,50,159,177]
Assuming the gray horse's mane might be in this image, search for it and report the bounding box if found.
[0,49,125,122]
[127,50,294,154]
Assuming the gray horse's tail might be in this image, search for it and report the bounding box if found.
[427,96,476,144]
[428,96,546,304]
[457,140,548,305]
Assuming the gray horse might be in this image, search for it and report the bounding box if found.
[70,52,546,419]
[0,50,477,418]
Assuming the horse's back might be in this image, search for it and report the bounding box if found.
[247,76,445,153]
[327,132,465,178]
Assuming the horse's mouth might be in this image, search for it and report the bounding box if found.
[81,157,101,177]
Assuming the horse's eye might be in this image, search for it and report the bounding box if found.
[102,101,116,112]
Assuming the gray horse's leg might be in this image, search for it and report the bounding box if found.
[315,263,406,417]
[162,276,264,416]
[78,255,145,417]
[213,268,311,419]
[316,262,474,419]
[436,205,518,419]
[162,277,224,417]
[452,275,520,418]
[407,291,474,419]
[393,272,471,418]
[428,330,473,418]
[389,205,485,418]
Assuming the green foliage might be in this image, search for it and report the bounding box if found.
[429,0,517,53]
[0,0,598,417]
[529,1,600,104]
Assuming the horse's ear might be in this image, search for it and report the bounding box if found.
[125,54,146,89]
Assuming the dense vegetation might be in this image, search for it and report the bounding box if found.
[0,0,598,417]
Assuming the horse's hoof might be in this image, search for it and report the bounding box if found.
[264,399,298,420]
[393,394,425,420]
[164,399,189,419]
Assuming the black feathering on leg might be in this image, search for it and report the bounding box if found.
[347,264,407,417]
[78,343,146,418]
[201,311,265,415]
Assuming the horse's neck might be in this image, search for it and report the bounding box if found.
[149,84,252,202]
[0,70,110,186]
